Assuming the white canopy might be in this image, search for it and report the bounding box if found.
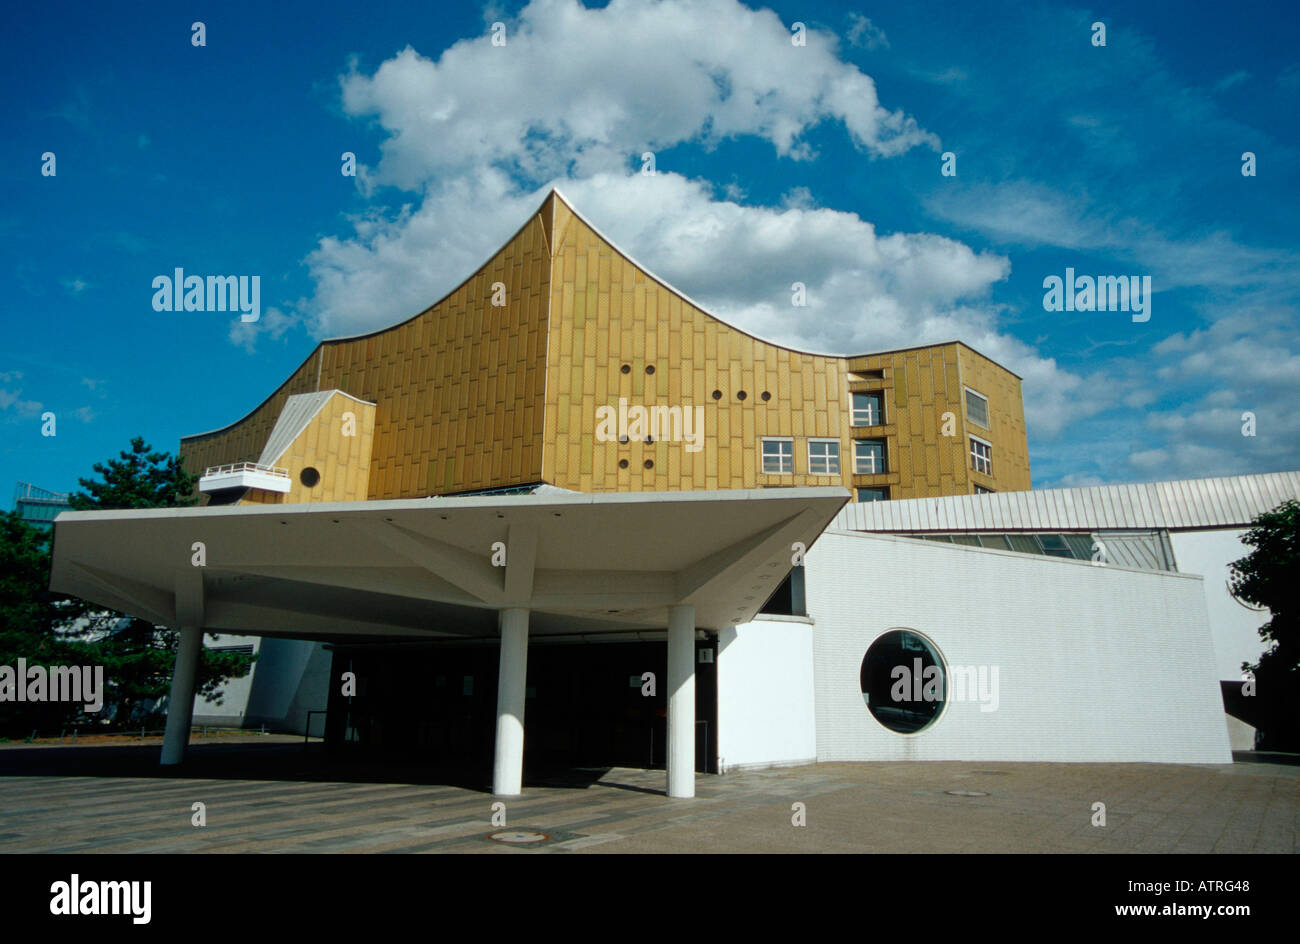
[50,488,849,641]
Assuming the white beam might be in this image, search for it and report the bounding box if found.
[174,569,205,629]
[502,522,538,604]
[350,519,505,603]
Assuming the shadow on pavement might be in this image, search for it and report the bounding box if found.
[0,741,618,793]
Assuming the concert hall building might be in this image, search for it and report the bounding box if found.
[51,190,1263,796]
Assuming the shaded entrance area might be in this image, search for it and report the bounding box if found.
[326,637,718,774]
[48,487,848,797]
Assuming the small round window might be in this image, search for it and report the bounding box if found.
[860,629,945,733]
[299,467,321,488]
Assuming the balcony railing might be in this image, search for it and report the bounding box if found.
[199,462,292,494]
[202,462,289,479]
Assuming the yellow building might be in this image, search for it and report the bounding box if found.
[181,190,1030,504]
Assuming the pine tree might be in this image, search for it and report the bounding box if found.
[54,437,254,728]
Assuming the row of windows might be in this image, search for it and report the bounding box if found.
[763,435,991,480]
[911,532,1096,560]
[761,438,888,476]
[760,385,994,488]
[852,387,990,432]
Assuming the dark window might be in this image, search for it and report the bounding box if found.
[965,388,990,428]
[299,467,321,487]
[759,568,806,617]
[851,391,884,426]
[860,630,945,734]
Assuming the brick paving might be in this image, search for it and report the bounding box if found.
[0,740,1295,853]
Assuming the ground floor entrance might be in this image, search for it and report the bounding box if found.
[324,637,718,776]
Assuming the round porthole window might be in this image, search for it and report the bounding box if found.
[299,467,321,488]
[860,629,946,734]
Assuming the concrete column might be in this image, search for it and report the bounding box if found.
[493,607,530,796]
[160,626,203,766]
[666,605,696,799]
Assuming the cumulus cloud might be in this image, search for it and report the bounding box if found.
[340,0,937,193]
[1129,308,1300,478]
[260,0,1133,448]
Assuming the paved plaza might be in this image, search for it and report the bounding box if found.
[0,738,1296,853]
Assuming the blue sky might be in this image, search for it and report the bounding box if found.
[3,0,1297,501]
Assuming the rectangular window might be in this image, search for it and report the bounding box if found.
[851,391,884,426]
[857,487,889,502]
[970,436,993,476]
[974,484,994,494]
[854,439,886,475]
[761,438,794,474]
[965,387,990,429]
[808,439,840,475]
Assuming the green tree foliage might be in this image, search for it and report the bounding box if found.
[1231,499,1300,751]
[0,511,87,735]
[68,436,198,510]
[0,437,254,737]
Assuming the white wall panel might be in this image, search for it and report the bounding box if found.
[807,531,1232,764]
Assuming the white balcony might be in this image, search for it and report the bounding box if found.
[199,462,292,494]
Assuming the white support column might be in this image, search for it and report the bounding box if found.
[493,607,530,796]
[666,604,696,799]
[160,626,203,766]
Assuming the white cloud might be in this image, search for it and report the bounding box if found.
[0,389,43,417]
[1213,70,1250,93]
[928,181,1299,296]
[846,13,889,50]
[340,0,937,194]
[228,305,300,353]
[259,0,1121,449]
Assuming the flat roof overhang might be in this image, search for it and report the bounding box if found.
[49,488,849,642]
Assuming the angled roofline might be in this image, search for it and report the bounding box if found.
[183,388,375,445]
[832,469,1300,533]
[845,340,1024,380]
[181,193,557,445]
[551,187,1022,378]
[182,187,1023,445]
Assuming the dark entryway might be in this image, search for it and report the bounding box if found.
[325,637,718,774]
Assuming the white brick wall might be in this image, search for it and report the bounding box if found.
[806,531,1232,764]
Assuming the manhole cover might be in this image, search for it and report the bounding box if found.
[486,829,551,845]
[945,790,990,797]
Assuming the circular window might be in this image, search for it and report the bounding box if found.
[761,391,771,402]
[712,389,722,400]
[860,629,946,734]
[618,459,629,469]
[299,467,321,488]
[645,365,655,375]
[643,459,654,469]
[737,390,747,401]
[620,364,631,374]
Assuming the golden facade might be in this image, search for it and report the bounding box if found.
[181,191,1032,505]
